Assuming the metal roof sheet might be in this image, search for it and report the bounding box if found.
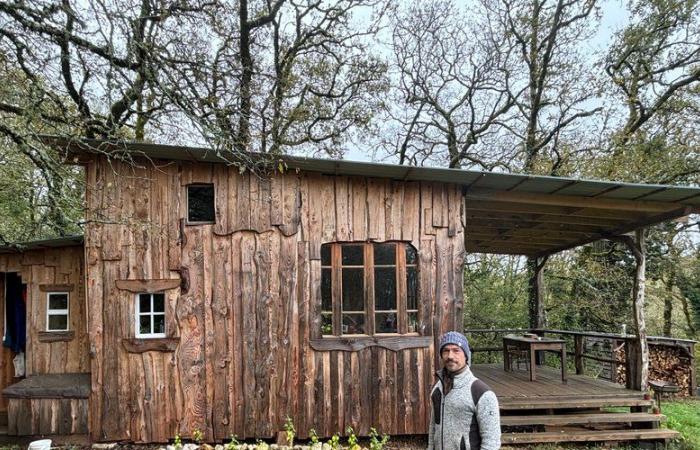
[42,137,700,256]
[0,235,84,254]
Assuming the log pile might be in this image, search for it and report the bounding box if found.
[614,344,694,396]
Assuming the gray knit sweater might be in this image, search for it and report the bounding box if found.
[427,366,501,450]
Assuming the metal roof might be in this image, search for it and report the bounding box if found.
[48,136,700,257]
[0,235,84,254]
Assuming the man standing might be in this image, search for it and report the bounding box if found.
[427,331,501,450]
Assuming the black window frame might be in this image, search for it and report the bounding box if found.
[186,183,216,224]
[320,241,419,337]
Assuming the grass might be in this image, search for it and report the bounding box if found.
[663,398,700,450]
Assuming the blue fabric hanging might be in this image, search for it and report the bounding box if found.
[3,273,26,353]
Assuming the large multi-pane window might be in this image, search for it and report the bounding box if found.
[321,242,419,336]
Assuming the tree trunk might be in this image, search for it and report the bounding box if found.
[528,256,548,329]
[612,230,649,391]
[632,229,649,391]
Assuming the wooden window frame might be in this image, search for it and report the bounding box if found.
[46,292,70,332]
[135,293,166,339]
[186,183,216,225]
[320,241,419,338]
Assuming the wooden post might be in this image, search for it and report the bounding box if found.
[527,256,548,329]
[528,256,548,365]
[611,229,649,392]
[574,335,584,375]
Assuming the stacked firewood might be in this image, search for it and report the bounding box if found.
[614,345,692,396]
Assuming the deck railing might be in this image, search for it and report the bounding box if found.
[464,328,697,393]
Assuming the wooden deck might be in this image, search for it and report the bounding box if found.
[473,363,638,401]
[471,364,680,446]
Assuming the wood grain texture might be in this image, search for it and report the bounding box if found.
[81,155,465,442]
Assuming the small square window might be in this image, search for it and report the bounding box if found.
[46,292,69,332]
[135,293,166,338]
[187,184,215,223]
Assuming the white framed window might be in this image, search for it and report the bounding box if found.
[135,293,166,338]
[46,292,70,331]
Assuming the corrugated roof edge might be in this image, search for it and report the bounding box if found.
[0,235,84,254]
[42,135,700,205]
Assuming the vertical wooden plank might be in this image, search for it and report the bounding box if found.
[335,177,351,241]
[321,177,337,244]
[402,182,421,247]
[367,178,386,241]
[168,163,183,271]
[447,184,462,237]
[270,174,284,226]
[241,233,257,438]
[231,233,245,437]
[432,183,448,228]
[420,239,435,337]
[421,183,436,236]
[213,163,230,235]
[386,182,404,240]
[236,172,251,230]
[291,242,311,436]
[307,174,323,260]
[279,174,302,237]
[212,234,231,440]
[254,233,272,437]
[178,225,207,436]
[350,178,367,242]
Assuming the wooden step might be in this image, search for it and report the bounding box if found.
[500,397,653,410]
[501,412,665,427]
[502,428,680,444]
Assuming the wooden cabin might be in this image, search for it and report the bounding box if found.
[1,138,699,445]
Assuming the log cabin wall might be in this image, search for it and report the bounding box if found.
[0,246,88,377]
[84,155,465,443]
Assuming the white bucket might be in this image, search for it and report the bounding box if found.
[28,439,51,450]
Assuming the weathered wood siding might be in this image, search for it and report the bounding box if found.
[0,246,88,376]
[85,156,465,443]
[7,398,88,435]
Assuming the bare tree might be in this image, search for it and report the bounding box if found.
[386,0,518,169]
[605,0,700,148]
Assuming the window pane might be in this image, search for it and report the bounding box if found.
[321,244,331,266]
[407,266,418,310]
[342,314,365,335]
[48,314,68,331]
[321,268,332,311]
[139,315,151,335]
[188,184,215,222]
[374,243,396,265]
[153,293,165,313]
[375,312,397,333]
[374,267,396,310]
[139,294,151,313]
[49,294,68,310]
[406,245,418,265]
[342,268,364,312]
[407,312,419,333]
[153,314,165,334]
[321,314,333,336]
[341,245,363,265]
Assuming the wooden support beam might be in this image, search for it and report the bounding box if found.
[465,211,627,227]
[536,206,694,258]
[466,188,683,213]
[467,219,615,234]
[610,230,649,392]
[465,200,646,220]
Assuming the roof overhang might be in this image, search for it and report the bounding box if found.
[0,235,84,254]
[46,136,700,257]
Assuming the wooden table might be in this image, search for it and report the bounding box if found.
[503,335,567,383]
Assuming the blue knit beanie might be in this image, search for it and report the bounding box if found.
[439,331,471,365]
